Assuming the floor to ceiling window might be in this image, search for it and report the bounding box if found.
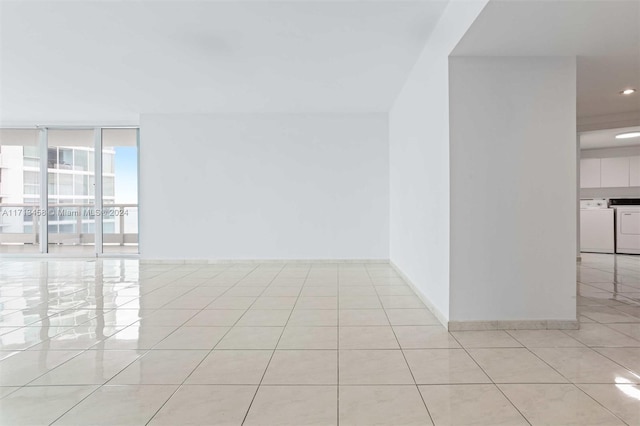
[47,129,96,254]
[0,129,41,253]
[0,127,139,255]
[102,128,139,254]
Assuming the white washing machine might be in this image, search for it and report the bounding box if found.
[611,199,640,255]
[580,199,614,253]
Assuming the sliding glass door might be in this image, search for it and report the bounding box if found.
[47,129,96,254]
[101,128,139,254]
[0,129,42,253]
[0,127,138,256]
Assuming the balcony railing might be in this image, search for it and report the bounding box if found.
[0,203,138,246]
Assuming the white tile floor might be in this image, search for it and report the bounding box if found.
[0,253,638,425]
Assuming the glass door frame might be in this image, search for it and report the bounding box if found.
[14,125,139,257]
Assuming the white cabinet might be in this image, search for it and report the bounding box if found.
[580,158,601,188]
[600,157,630,187]
[630,156,640,187]
[580,156,640,188]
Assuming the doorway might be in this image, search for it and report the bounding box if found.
[0,127,139,256]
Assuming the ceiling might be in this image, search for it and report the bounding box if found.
[580,126,640,150]
[453,0,640,120]
[577,56,640,119]
[3,0,638,125]
[0,0,448,124]
[454,0,640,57]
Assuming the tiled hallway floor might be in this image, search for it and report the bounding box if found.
[0,253,639,425]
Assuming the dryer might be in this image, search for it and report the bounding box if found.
[610,199,640,255]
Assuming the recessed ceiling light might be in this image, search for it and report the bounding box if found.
[620,88,636,95]
[616,132,640,139]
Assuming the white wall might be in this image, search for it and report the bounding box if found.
[389,0,488,322]
[449,56,577,322]
[139,113,389,260]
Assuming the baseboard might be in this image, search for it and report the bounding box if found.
[448,319,580,331]
[389,260,449,329]
[140,258,391,265]
[388,261,580,332]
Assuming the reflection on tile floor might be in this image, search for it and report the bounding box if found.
[0,253,639,425]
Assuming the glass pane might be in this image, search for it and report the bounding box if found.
[103,176,115,197]
[74,174,88,196]
[24,146,39,168]
[102,128,138,254]
[48,173,57,195]
[58,149,73,169]
[24,171,38,185]
[0,129,41,253]
[74,150,88,171]
[47,148,57,168]
[59,174,73,196]
[88,175,95,196]
[103,153,114,174]
[24,171,39,196]
[47,129,95,255]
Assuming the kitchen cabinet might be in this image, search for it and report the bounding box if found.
[630,156,640,187]
[600,157,630,187]
[580,156,640,188]
[580,158,601,188]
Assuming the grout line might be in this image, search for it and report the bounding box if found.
[97,264,238,353]
[519,331,633,425]
[142,263,275,425]
[2,256,640,424]
[446,332,533,426]
[573,385,633,425]
[504,329,585,349]
[240,263,311,426]
[7,381,640,387]
[0,269,179,413]
[44,263,241,425]
[553,322,635,426]
[364,263,435,426]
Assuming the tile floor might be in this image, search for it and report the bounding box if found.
[0,253,638,425]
